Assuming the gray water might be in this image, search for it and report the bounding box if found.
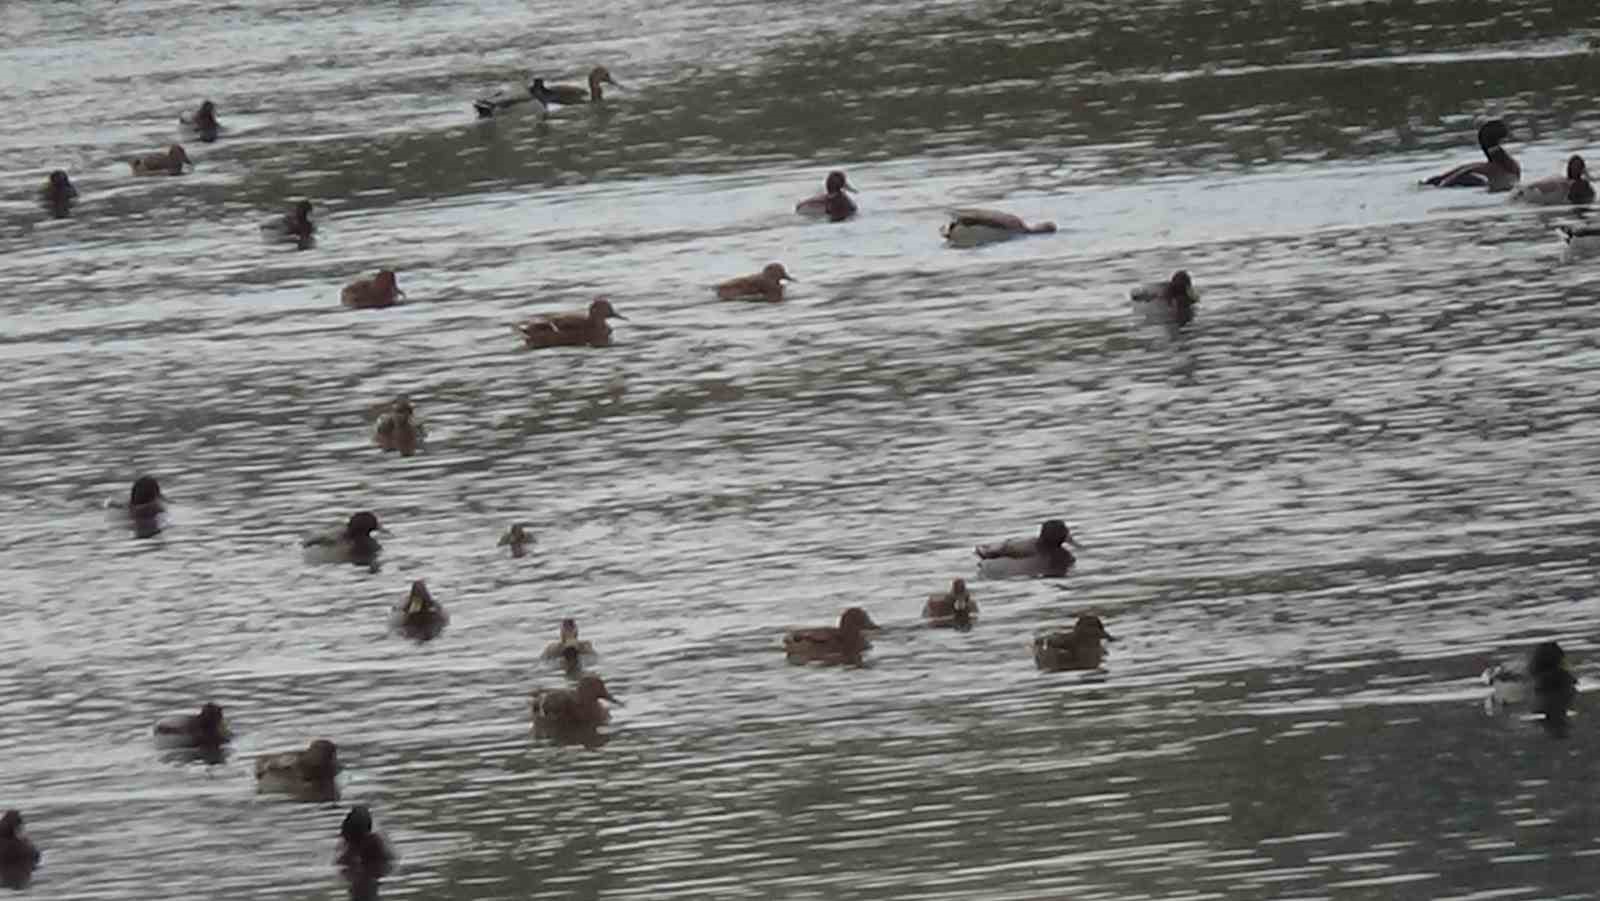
[4,1,1600,898]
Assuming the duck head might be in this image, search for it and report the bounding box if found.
[1073,613,1116,642]
[762,262,796,284]
[293,199,313,222]
[340,805,373,842]
[197,100,218,124]
[1038,519,1081,550]
[590,66,621,89]
[306,738,339,773]
[558,617,580,643]
[589,297,626,321]
[373,270,404,301]
[1567,155,1588,180]
[130,475,163,507]
[197,702,226,733]
[839,606,879,632]
[48,169,77,197]
[1529,640,1568,674]
[1477,119,1511,152]
[825,170,856,195]
[346,511,382,539]
[576,674,619,705]
[0,810,21,840]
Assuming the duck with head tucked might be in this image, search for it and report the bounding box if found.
[302,511,384,568]
[796,170,858,222]
[716,263,796,303]
[1131,270,1200,328]
[1033,614,1117,671]
[153,702,231,749]
[499,523,533,557]
[975,519,1081,579]
[255,738,340,800]
[784,607,879,665]
[262,199,315,250]
[531,674,619,727]
[40,170,77,218]
[514,297,625,349]
[1422,120,1520,192]
[336,805,395,881]
[0,810,40,888]
[1483,640,1578,726]
[391,580,449,641]
[341,269,404,309]
[538,66,623,105]
[373,396,426,456]
[941,208,1056,247]
[922,578,976,629]
[180,100,221,142]
[1511,155,1595,206]
[541,618,596,661]
[129,144,193,176]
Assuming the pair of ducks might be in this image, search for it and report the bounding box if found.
[796,169,1059,248]
[1424,119,1595,204]
[474,65,622,118]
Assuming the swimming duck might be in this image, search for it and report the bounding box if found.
[796,170,858,222]
[302,512,384,567]
[473,79,549,119]
[391,580,449,640]
[129,144,193,176]
[1130,270,1200,327]
[514,297,625,348]
[373,396,426,456]
[783,607,879,664]
[541,618,597,661]
[1558,222,1600,254]
[179,100,220,143]
[1511,155,1595,206]
[336,805,395,879]
[498,523,533,557]
[125,474,166,538]
[540,66,622,105]
[261,200,315,250]
[40,170,77,218]
[1421,120,1521,191]
[716,263,796,303]
[255,738,339,799]
[975,519,1081,579]
[922,578,977,628]
[531,674,619,727]
[341,270,405,309]
[1483,640,1577,722]
[0,810,40,887]
[153,702,231,748]
[1033,614,1117,671]
[941,208,1057,247]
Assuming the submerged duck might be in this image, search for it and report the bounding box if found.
[922,578,976,628]
[180,100,221,143]
[784,607,879,664]
[129,144,193,176]
[796,170,858,222]
[541,66,623,105]
[1033,614,1117,671]
[1511,154,1594,206]
[373,396,426,456]
[498,523,533,557]
[125,474,166,538]
[40,170,77,218]
[0,810,40,887]
[975,519,1081,579]
[1422,120,1521,191]
[941,208,1057,247]
[336,805,395,879]
[341,269,405,309]
[153,702,231,748]
[473,79,548,119]
[716,263,796,303]
[391,580,449,640]
[1131,270,1200,327]
[261,199,315,250]
[531,674,619,727]
[302,512,384,567]
[1483,640,1577,722]
[255,738,339,799]
[514,297,625,349]
[541,618,597,661]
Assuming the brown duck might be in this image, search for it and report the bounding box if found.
[514,297,625,348]
[1032,614,1117,671]
[129,144,193,176]
[716,263,795,303]
[784,607,879,664]
[341,270,405,309]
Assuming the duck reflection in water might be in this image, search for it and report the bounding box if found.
[1483,640,1578,736]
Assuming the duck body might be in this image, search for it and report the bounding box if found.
[796,171,858,222]
[1510,155,1593,206]
[153,702,231,748]
[1131,270,1199,328]
[261,200,315,249]
[336,806,395,878]
[941,208,1057,247]
[302,511,383,567]
[255,739,340,800]
[542,66,622,105]
[1033,614,1116,671]
[922,578,976,629]
[975,519,1080,579]
[474,82,547,119]
[784,607,879,664]
[531,674,617,727]
[716,263,795,303]
[130,144,193,176]
[1483,640,1577,720]
[1422,120,1520,191]
[391,580,448,640]
[341,270,404,309]
[180,100,221,143]
[373,397,426,456]
[515,297,625,349]
[41,170,77,218]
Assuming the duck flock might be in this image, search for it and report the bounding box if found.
[10,65,1596,895]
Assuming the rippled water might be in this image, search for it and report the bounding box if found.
[4,1,1600,898]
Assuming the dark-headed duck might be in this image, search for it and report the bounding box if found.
[40,170,77,218]
[784,607,879,664]
[716,263,796,303]
[180,100,221,142]
[0,809,40,888]
[153,702,231,748]
[1483,640,1577,726]
[125,474,165,538]
[302,512,384,567]
[341,270,404,309]
[336,805,395,879]
[130,144,193,176]
[1422,120,1520,192]
[1131,270,1200,328]
[941,208,1056,247]
[796,170,858,222]
[922,578,976,628]
[1033,614,1117,671]
[1512,154,1594,206]
[262,200,315,250]
[975,519,1081,579]
[514,297,625,349]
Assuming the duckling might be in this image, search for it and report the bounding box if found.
[1483,640,1577,722]
[341,270,405,309]
[372,396,426,456]
[0,810,40,888]
[255,738,339,799]
[541,66,623,104]
[922,578,977,628]
[179,99,220,143]
[1511,154,1595,206]
[1130,270,1200,328]
[940,209,1057,247]
[796,170,858,222]
[126,474,166,538]
[784,607,879,664]
[498,523,533,557]
[336,805,395,879]
[541,618,596,661]
[129,144,193,176]
[261,199,315,250]
[514,297,625,349]
[302,512,384,567]
[40,170,77,218]
[531,674,619,727]
[1033,614,1117,671]
[390,580,448,641]
[153,702,231,748]
[975,519,1081,579]
[716,263,796,303]
[1422,120,1520,191]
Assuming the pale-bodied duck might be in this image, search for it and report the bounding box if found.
[941,208,1057,247]
[499,523,533,557]
[0,810,40,888]
[975,519,1081,579]
[261,199,315,250]
[373,396,426,456]
[784,607,879,664]
[1483,640,1577,723]
[390,580,449,641]
[129,144,193,176]
[302,511,384,567]
[255,738,340,800]
[541,618,597,661]
[796,170,858,222]
[474,79,548,119]
[716,263,795,303]
[341,269,405,309]
[540,66,623,105]
[180,100,221,143]
[40,170,77,218]
[1131,270,1200,328]
[1033,614,1117,671]
[153,702,231,748]
[922,578,976,628]
[514,297,624,348]
[531,674,619,727]
[336,805,395,880]
[1422,120,1520,191]
[1511,154,1594,206]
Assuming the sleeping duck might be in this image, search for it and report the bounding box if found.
[716,263,795,303]
[390,580,448,641]
[1033,614,1117,671]
[373,396,426,456]
[153,702,231,749]
[1511,155,1594,206]
[40,170,77,218]
[1130,270,1199,327]
[975,519,1081,579]
[261,200,315,250]
[302,512,384,567]
[514,297,625,349]
[922,578,977,629]
[941,208,1056,247]
[255,738,340,800]
[1483,640,1577,725]
[540,66,622,105]
[129,144,193,176]
[1421,120,1520,191]
[336,805,395,880]
[796,171,858,222]
[0,810,40,888]
[531,674,619,727]
[180,100,221,143]
[783,607,879,665]
[341,270,405,309]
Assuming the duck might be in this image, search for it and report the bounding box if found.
[1557,222,1600,254]
[940,208,1057,247]
[153,702,231,747]
[179,100,220,143]
[302,512,384,567]
[40,170,77,218]
[922,578,977,628]
[1421,120,1521,191]
[473,79,548,119]
[540,66,623,105]
[261,199,315,250]
[975,519,1081,579]
[531,674,619,727]
[372,396,426,456]
[514,297,625,349]
[255,738,340,799]
[336,805,395,879]
[716,263,796,303]
[556,643,583,675]
[1483,640,1577,722]
[1130,270,1200,328]
[390,580,449,640]
[1032,614,1117,671]
[796,170,858,222]
[0,810,40,887]
[129,144,193,176]
[541,618,597,661]
[1511,154,1594,206]
[126,474,166,538]
[498,523,533,557]
[341,270,405,309]
[783,607,879,664]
